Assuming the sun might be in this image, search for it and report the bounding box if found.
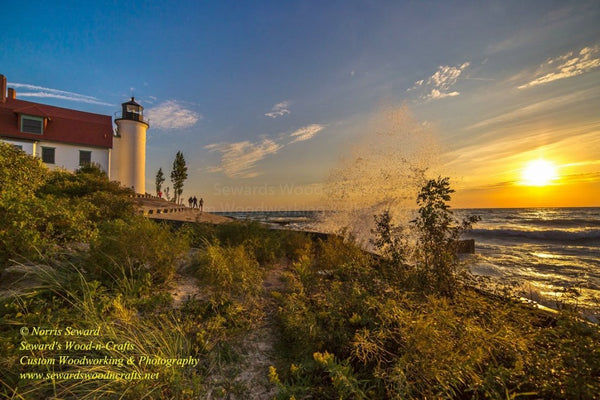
[521,159,558,186]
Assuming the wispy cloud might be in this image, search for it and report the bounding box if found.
[409,62,470,101]
[426,88,460,100]
[289,124,325,143]
[265,101,291,118]
[448,122,600,173]
[205,138,283,178]
[561,171,600,184]
[406,79,424,92]
[518,45,600,89]
[145,100,201,130]
[9,82,114,106]
[205,123,326,178]
[467,87,598,131]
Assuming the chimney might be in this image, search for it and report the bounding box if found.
[0,75,6,103]
[7,88,15,100]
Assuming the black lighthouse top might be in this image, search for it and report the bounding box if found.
[121,97,144,121]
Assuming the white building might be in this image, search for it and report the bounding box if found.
[110,98,149,194]
[0,74,149,193]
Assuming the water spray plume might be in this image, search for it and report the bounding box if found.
[319,103,442,243]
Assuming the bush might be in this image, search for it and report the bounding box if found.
[37,163,132,198]
[0,144,49,265]
[0,143,47,199]
[188,220,314,266]
[370,177,480,297]
[193,242,263,299]
[89,217,190,289]
[0,147,135,266]
[37,164,134,224]
[411,177,480,297]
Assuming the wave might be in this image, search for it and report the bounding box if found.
[519,218,600,229]
[469,228,600,242]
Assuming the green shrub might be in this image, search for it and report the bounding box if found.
[411,177,480,297]
[1,144,49,265]
[37,163,132,198]
[89,217,190,289]
[0,143,47,199]
[0,194,95,266]
[0,146,135,266]
[215,221,284,265]
[370,177,480,297]
[315,235,372,282]
[37,165,135,224]
[193,242,263,298]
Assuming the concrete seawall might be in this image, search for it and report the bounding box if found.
[132,196,232,224]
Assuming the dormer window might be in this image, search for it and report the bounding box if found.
[21,115,44,135]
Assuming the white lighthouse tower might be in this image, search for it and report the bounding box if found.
[111,97,149,194]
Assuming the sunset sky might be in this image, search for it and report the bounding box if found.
[1,1,599,210]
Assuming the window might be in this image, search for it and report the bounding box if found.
[79,150,92,166]
[12,144,23,151]
[21,115,44,134]
[41,147,55,164]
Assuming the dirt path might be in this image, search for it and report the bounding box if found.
[172,262,287,399]
[171,274,202,307]
[231,262,287,399]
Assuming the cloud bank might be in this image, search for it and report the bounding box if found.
[146,100,201,130]
[9,82,114,106]
[518,45,600,89]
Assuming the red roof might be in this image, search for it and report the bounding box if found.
[0,98,113,148]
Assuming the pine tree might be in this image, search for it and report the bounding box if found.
[155,167,165,196]
[170,151,188,204]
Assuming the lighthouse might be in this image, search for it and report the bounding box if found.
[111,97,149,194]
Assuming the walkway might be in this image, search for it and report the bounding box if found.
[131,195,233,224]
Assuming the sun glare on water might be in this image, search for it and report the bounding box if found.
[521,159,558,186]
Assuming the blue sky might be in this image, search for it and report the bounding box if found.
[2,0,599,209]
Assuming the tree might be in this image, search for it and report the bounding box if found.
[155,167,165,196]
[370,177,479,297]
[412,177,480,297]
[370,209,410,281]
[170,151,188,204]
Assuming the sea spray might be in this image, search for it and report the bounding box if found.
[318,103,442,245]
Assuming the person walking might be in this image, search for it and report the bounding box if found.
[199,198,204,213]
[192,196,198,209]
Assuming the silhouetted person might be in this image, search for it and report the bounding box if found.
[192,196,198,208]
[199,198,204,212]
[188,196,193,208]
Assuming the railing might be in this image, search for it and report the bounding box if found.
[114,111,149,125]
